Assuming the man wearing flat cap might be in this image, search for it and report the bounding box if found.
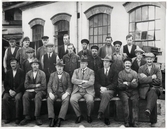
[138,52,162,127]
[3,37,19,73]
[131,47,146,73]
[3,57,24,124]
[16,36,32,67]
[118,58,139,127]
[47,59,72,127]
[20,58,46,126]
[96,55,117,125]
[98,36,115,59]
[78,39,92,60]
[70,56,95,124]
[41,43,59,83]
[36,36,49,62]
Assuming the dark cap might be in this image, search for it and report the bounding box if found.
[81,39,89,44]
[123,58,132,63]
[54,59,65,67]
[42,36,49,39]
[91,45,99,50]
[30,58,40,65]
[101,55,112,62]
[9,57,18,62]
[8,37,16,42]
[79,55,88,62]
[26,48,35,53]
[113,41,122,46]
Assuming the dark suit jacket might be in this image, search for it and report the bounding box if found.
[24,69,46,93]
[4,68,24,93]
[123,44,136,58]
[131,58,146,73]
[47,71,72,95]
[58,45,76,59]
[98,45,115,58]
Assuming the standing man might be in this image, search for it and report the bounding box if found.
[58,34,76,59]
[70,56,95,124]
[3,57,24,124]
[98,36,115,59]
[41,43,59,83]
[63,43,80,78]
[138,53,162,127]
[36,36,49,62]
[3,37,19,73]
[118,58,139,127]
[47,59,72,127]
[123,34,138,59]
[20,58,46,126]
[78,39,92,59]
[96,55,117,125]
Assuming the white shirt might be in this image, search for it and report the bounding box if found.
[127,45,132,53]
[13,70,17,77]
[64,45,67,52]
[33,71,37,79]
[11,47,15,54]
[58,74,62,79]
[104,67,110,75]
[47,52,53,58]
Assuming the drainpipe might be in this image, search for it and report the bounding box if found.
[76,1,79,53]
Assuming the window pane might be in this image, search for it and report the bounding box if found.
[148,21,154,30]
[136,7,141,21]
[141,31,147,40]
[136,22,148,31]
[155,20,161,29]
[98,14,103,26]
[94,28,98,35]
[142,6,148,20]
[103,35,107,42]
[107,15,110,25]
[142,41,148,46]
[103,26,108,34]
[134,31,141,40]
[90,36,93,43]
[155,30,160,40]
[155,7,161,19]
[103,14,108,25]
[149,6,155,20]
[98,35,103,43]
[148,41,154,47]
[108,26,110,33]
[130,11,135,22]
[130,23,135,31]
[99,27,102,35]
[94,15,98,27]
[89,18,94,27]
[135,42,142,48]
[90,28,93,35]
[147,31,154,40]
[94,36,97,43]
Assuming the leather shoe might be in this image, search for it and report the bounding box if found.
[55,118,61,127]
[104,118,110,125]
[36,118,42,125]
[145,109,151,117]
[132,122,138,127]
[49,118,55,127]
[87,116,92,123]
[4,119,10,124]
[97,112,103,120]
[20,118,31,125]
[15,119,21,124]
[124,122,129,127]
[75,116,83,123]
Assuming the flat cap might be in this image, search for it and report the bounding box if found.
[113,41,122,46]
[101,55,112,62]
[135,47,145,53]
[22,36,30,42]
[9,57,18,62]
[123,58,132,63]
[91,45,99,50]
[81,39,89,44]
[143,52,155,58]
[30,58,40,65]
[42,36,49,39]
[45,43,54,47]
[26,48,35,53]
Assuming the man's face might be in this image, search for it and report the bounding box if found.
[27,52,34,58]
[10,60,17,70]
[91,49,98,57]
[106,38,112,46]
[82,43,88,50]
[145,57,154,66]
[23,40,30,48]
[80,62,88,69]
[136,52,143,60]
[46,46,53,53]
[9,40,16,47]
[63,36,69,45]
[67,45,74,54]
[56,65,63,73]
[103,60,111,68]
[42,39,49,45]
[124,61,132,69]
[114,44,121,52]
[126,37,133,45]
[31,63,39,71]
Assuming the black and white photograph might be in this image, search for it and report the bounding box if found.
[1,1,166,128]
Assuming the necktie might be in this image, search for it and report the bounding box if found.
[82,69,85,78]
[137,60,141,66]
[106,69,108,76]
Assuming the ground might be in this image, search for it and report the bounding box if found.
[1,99,165,127]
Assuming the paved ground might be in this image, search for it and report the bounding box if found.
[1,99,165,127]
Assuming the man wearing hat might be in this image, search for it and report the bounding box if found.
[118,58,139,127]
[70,56,95,124]
[78,39,92,59]
[3,57,24,124]
[63,43,80,78]
[20,58,46,126]
[98,36,115,59]
[41,43,59,83]
[96,55,117,125]
[138,52,162,127]
[16,36,32,67]
[3,37,19,73]
[36,36,49,62]
[131,47,146,73]
[47,59,72,127]
[22,48,35,75]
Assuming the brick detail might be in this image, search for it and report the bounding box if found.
[50,13,71,24]
[29,18,45,28]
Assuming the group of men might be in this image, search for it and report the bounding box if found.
[2,34,162,127]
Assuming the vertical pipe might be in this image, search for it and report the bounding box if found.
[76,1,79,53]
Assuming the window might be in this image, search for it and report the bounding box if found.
[129,6,161,47]
[32,25,44,41]
[89,13,110,48]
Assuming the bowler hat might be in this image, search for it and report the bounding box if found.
[143,52,155,58]
[42,36,49,39]
[81,39,89,44]
[30,58,40,65]
[26,48,35,53]
[135,47,145,53]
[113,41,122,46]
[79,55,88,62]
[123,58,132,63]
[54,59,65,67]
[91,45,99,50]
[101,55,112,62]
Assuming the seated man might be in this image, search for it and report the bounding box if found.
[138,52,162,127]
[96,55,117,125]
[47,59,72,127]
[70,56,95,124]
[3,57,24,124]
[20,58,46,126]
[118,58,139,127]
